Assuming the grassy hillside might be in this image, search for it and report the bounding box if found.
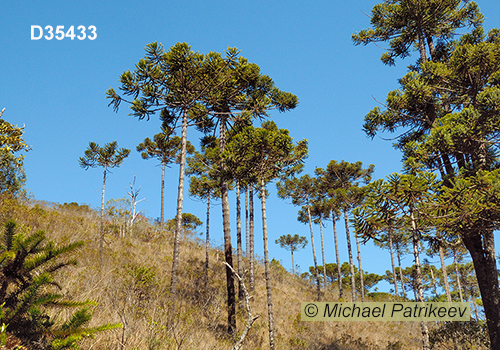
[0,195,433,349]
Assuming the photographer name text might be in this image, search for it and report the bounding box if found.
[301,302,470,321]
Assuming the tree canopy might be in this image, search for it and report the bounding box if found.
[354,1,500,346]
[0,114,30,197]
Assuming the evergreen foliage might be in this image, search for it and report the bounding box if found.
[277,174,322,298]
[429,319,490,349]
[352,0,483,65]
[0,220,119,349]
[0,113,30,197]
[107,41,210,298]
[79,141,130,265]
[137,126,194,228]
[165,212,202,235]
[224,120,307,350]
[307,262,383,295]
[275,234,307,275]
[354,0,500,346]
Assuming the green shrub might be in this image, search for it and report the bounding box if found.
[0,220,120,349]
[429,320,490,349]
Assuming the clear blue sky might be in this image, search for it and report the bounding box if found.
[3,0,500,294]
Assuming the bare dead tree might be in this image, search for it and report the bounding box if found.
[127,176,146,236]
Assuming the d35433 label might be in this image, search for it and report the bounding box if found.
[31,25,97,40]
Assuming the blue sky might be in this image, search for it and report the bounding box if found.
[3,0,500,294]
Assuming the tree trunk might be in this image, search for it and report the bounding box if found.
[160,161,165,229]
[426,36,435,61]
[412,279,419,301]
[99,165,107,267]
[417,27,428,64]
[332,212,343,300]
[220,118,236,336]
[469,285,479,321]
[236,181,244,302]
[462,229,500,349]
[439,245,452,302]
[169,110,188,296]
[355,232,365,302]
[245,187,249,260]
[249,183,255,292]
[429,267,437,297]
[472,294,479,320]
[452,247,464,302]
[396,242,406,298]
[291,249,295,275]
[128,194,134,237]
[467,284,480,320]
[344,209,356,301]
[260,178,275,350]
[319,217,327,290]
[410,211,430,350]
[388,227,399,297]
[205,192,210,288]
[306,204,321,301]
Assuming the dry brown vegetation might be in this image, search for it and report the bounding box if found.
[1,195,430,349]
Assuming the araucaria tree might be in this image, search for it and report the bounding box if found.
[306,193,331,291]
[224,121,256,302]
[137,126,194,228]
[355,172,437,348]
[225,121,307,350]
[316,160,374,301]
[79,141,130,266]
[353,178,402,298]
[313,170,344,299]
[277,174,322,300]
[275,234,307,275]
[354,0,500,347]
[107,43,298,336]
[352,0,482,66]
[197,49,299,336]
[106,42,210,297]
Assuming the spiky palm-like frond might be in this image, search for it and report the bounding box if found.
[0,221,120,349]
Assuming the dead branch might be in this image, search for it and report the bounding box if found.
[223,261,260,350]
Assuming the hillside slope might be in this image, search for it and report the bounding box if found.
[0,195,428,349]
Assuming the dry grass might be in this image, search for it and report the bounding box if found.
[0,197,428,350]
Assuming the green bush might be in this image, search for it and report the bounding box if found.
[0,220,120,349]
[429,320,490,349]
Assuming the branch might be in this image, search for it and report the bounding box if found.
[223,261,260,350]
